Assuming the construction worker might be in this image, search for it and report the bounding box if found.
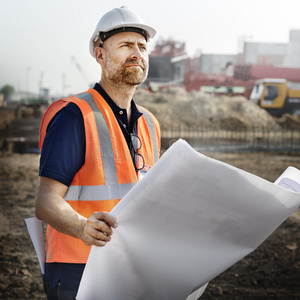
[35,6,160,300]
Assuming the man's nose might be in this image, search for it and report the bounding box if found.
[130,45,143,59]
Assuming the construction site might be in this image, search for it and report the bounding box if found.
[1,29,300,299]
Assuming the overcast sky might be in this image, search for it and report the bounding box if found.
[1,0,299,97]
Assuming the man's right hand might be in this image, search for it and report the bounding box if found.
[81,212,118,247]
[36,177,118,247]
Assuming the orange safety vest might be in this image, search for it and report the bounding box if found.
[39,88,161,263]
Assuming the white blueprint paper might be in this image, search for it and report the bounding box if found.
[25,217,45,274]
[275,166,300,192]
[77,139,300,300]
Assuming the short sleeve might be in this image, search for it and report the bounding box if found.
[39,103,86,186]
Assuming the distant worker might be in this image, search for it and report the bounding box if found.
[35,6,160,300]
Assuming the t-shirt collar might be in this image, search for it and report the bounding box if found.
[93,83,143,120]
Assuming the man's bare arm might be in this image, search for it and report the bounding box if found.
[35,176,118,247]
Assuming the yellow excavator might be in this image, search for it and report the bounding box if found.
[250,78,300,117]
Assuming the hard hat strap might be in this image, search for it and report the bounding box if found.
[99,27,149,45]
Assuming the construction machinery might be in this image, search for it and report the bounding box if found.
[250,78,300,117]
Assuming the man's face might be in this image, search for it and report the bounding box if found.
[100,31,149,86]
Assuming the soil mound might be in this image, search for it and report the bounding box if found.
[277,113,300,128]
[134,88,281,129]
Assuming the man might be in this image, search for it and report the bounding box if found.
[35,6,160,300]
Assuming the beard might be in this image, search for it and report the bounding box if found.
[104,52,148,86]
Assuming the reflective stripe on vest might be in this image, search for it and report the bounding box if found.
[138,106,159,163]
[64,182,135,201]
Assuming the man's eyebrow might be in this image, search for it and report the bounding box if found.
[119,40,147,46]
[120,40,133,43]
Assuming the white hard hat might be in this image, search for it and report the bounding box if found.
[89,6,156,57]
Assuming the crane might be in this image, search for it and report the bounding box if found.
[71,56,90,88]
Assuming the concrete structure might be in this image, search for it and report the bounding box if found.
[287,29,300,68]
[198,54,237,74]
[242,29,300,68]
[243,42,287,66]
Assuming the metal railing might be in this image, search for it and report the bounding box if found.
[161,126,300,152]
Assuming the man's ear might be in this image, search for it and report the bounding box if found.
[95,47,105,66]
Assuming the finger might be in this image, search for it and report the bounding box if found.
[82,226,111,246]
[95,220,114,236]
[86,218,113,237]
[93,212,118,228]
[82,233,109,247]
[90,227,112,242]
[85,219,113,240]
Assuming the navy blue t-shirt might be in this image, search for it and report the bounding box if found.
[40,83,142,291]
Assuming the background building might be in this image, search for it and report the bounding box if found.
[149,29,300,80]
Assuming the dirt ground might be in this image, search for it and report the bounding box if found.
[0,92,299,299]
[0,151,299,300]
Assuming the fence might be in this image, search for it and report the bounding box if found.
[161,126,300,152]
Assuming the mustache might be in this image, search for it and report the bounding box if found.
[124,59,146,69]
